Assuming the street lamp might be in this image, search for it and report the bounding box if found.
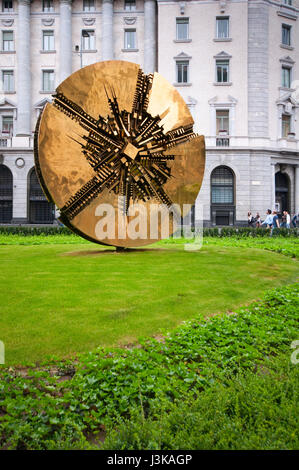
[74,31,89,69]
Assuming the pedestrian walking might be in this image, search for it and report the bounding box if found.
[286,211,291,229]
[291,213,298,228]
[270,210,280,236]
[255,213,261,228]
[248,211,255,226]
[280,211,287,228]
[261,209,273,228]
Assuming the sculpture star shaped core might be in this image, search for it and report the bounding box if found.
[52,70,198,220]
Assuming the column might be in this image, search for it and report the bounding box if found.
[295,165,299,214]
[16,0,31,136]
[247,2,269,137]
[60,0,72,83]
[144,0,156,74]
[102,0,114,61]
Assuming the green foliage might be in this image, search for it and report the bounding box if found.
[203,227,298,238]
[0,283,298,450]
[0,225,73,236]
[102,353,299,450]
[0,224,297,240]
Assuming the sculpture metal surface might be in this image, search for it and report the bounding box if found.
[34,61,205,247]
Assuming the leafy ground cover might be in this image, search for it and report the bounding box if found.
[0,283,298,450]
[0,240,298,364]
[102,350,299,450]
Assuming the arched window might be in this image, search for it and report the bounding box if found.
[0,164,13,223]
[29,168,54,224]
[211,166,235,226]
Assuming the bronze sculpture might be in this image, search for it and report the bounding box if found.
[34,61,205,248]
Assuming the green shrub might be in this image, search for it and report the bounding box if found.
[0,226,73,236]
[202,226,298,238]
[102,352,299,450]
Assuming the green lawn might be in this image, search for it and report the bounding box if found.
[0,241,298,365]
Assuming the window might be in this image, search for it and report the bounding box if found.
[176,18,189,41]
[216,110,229,134]
[176,60,189,83]
[42,31,54,51]
[2,116,13,135]
[282,114,291,137]
[124,0,136,11]
[124,29,136,49]
[42,0,53,12]
[216,59,229,83]
[82,30,95,50]
[2,0,13,12]
[83,0,95,11]
[2,70,14,92]
[282,24,291,46]
[211,166,234,205]
[283,0,292,5]
[2,31,14,51]
[216,17,229,39]
[0,164,13,223]
[282,66,291,88]
[42,70,54,92]
[29,169,54,224]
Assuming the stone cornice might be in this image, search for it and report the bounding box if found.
[18,0,31,6]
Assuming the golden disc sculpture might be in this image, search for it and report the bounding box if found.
[34,61,205,247]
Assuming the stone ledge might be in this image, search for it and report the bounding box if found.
[173,39,192,43]
[213,82,232,86]
[173,82,192,87]
[213,38,232,42]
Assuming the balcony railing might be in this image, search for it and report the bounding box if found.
[0,138,8,147]
[216,136,230,147]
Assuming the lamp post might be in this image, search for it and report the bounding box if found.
[74,31,90,69]
[74,44,82,69]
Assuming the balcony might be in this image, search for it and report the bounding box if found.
[0,138,8,147]
[216,131,230,147]
[216,137,230,147]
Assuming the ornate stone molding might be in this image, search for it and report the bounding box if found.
[187,96,197,106]
[280,55,295,65]
[1,19,14,27]
[83,17,96,26]
[179,1,185,15]
[173,51,192,60]
[18,0,31,5]
[214,50,232,59]
[41,18,55,26]
[124,17,137,25]
[219,0,226,14]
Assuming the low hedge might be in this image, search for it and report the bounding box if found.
[0,225,298,238]
[203,226,298,238]
[0,225,73,236]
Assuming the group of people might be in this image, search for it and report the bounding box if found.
[248,209,298,231]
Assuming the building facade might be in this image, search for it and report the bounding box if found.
[0,0,298,226]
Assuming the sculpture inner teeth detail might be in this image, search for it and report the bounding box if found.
[53,70,198,220]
